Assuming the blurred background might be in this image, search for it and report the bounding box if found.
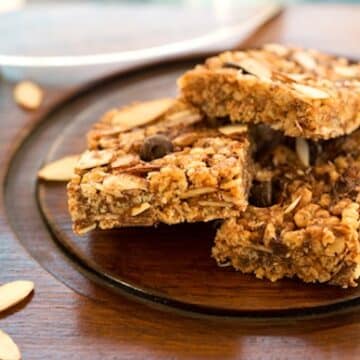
[0,0,358,85]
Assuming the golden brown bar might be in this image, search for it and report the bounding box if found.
[179,44,360,140]
[214,129,360,287]
[68,99,252,234]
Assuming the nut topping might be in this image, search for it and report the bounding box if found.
[296,138,310,167]
[140,134,173,161]
[38,155,79,181]
[292,83,330,99]
[13,81,43,110]
[110,98,175,130]
[77,150,113,170]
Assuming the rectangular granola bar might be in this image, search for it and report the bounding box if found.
[68,99,252,234]
[179,44,360,140]
[213,129,360,287]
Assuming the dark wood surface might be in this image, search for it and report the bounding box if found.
[2,4,360,359]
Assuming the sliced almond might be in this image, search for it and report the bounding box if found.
[284,195,302,214]
[235,58,272,79]
[0,329,21,360]
[0,280,34,312]
[296,138,310,167]
[180,187,217,199]
[38,155,79,181]
[292,83,330,99]
[102,174,148,196]
[263,43,289,56]
[110,98,175,130]
[198,200,232,207]
[221,178,243,190]
[13,81,43,110]
[334,65,359,78]
[218,124,247,136]
[172,132,203,147]
[131,202,151,216]
[292,51,317,71]
[166,110,202,127]
[111,154,139,168]
[77,150,113,170]
[121,163,161,175]
[77,223,97,235]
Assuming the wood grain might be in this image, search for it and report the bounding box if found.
[2,4,360,359]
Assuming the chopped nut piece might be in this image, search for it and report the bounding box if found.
[110,98,175,130]
[296,138,310,167]
[263,43,289,56]
[38,155,79,181]
[180,187,217,199]
[77,224,97,235]
[131,202,151,216]
[13,81,43,110]
[292,51,317,70]
[111,154,139,168]
[103,174,148,195]
[0,280,34,312]
[292,83,330,100]
[236,58,272,79]
[218,124,247,136]
[284,195,302,214]
[198,201,232,207]
[77,150,113,170]
[0,329,21,360]
[334,65,359,78]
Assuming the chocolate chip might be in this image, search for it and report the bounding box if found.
[249,178,283,208]
[249,180,273,207]
[308,141,322,165]
[140,134,173,161]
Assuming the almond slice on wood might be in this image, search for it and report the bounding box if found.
[0,329,21,360]
[110,98,175,130]
[38,155,79,181]
[0,280,34,312]
[292,83,330,100]
[296,138,310,167]
[218,124,247,136]
[14,81,43,110]
[77,150,113,170]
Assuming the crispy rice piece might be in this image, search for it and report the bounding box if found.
[68,99,252,234]
[178,44,360,140]
[214,129,360,287]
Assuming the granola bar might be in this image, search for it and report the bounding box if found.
[178,44,360,140]
[68,99,252,234]
[213,128,360,287]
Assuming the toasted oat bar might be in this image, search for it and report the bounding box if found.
[68,99,252,234]
[213,129,360,287]
[179,44,360,140]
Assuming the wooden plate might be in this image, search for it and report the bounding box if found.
[4,57,360,318]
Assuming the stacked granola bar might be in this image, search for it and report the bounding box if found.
[67,44,360,287]
[68,99,252,234]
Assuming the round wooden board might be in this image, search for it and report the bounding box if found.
[5,57,360,318]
